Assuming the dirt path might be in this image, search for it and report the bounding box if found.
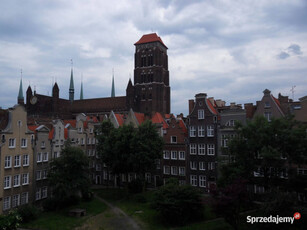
[75,195,142,230]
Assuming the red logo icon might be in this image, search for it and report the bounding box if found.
[294,212,301,220]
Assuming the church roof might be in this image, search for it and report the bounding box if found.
[151,112,168,129]
[134,33,167,48]
[70,96,127,113]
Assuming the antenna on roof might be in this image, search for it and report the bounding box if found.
[290,86,296,100]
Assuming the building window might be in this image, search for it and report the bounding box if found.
[207,125,214,137]
[42,187,48,199]
[21,138,27,148]
[41,141,45,148]
[12,194,20,208]
[60,140,64,145]
[199,162,206,171]
[36,170,42,180]
[199,175,206,187]
[171,166,178,175]
[14,155,21,167]
[225,120,236,127]
[198,144,205,155]
[4,176,11,189]
[43,152,49,162]
[54,152,59,158]
[171,151,177,160]
[43,170,48,179]
[190,175,197,186]
[37,152,42,162]
[198,126,205,137]
[36,188,41,200]
[163,166,170,175]
[171,136,177,143]
[190,126,196,137]
[145,173,151,183]
[96,164,102,171]
[5,156,12,168]
[9,138,16,148]
[264,101,270,108]
[208,162,215,170]
[179,167,185,176]
[179,151,185,160]
[81,138,85,145]
[22,173,29,185]
[21,192,28,205]
[190,161,197,170]
[207,144,215,155]
[163,150,170,159]
[190,144,197,155]
[55,140,59,146]
[198,110,204,119]
[264,112,272,122]
[3,197,11,211]
[221,135,228,148]
[23,155,29,166]
[13,175,20,187]
[155,159,161,169]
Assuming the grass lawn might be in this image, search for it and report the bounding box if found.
[95,188,232,230]
[21,197,108,230]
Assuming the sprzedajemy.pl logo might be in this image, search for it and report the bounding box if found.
[247,212,301,224]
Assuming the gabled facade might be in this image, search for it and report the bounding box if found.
[0,105,34,213]
[187,93,218,192]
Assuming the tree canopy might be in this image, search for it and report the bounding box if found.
[48,145,90,204]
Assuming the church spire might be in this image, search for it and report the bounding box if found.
[111,68,115,97]
[69,59,74,102]
[18,69,24,105]
[80,74,84,100]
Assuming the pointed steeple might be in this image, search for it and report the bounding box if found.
[69,59,74,102]
[80,80,84,100]
[18,70,24,105]
[111,69,115,97]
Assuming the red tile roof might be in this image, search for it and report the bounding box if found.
[48,128,54,140]
[151,112,168,129]
[86,116,99,123]
[64,128,68,139]
[115,113,124,126]
[135,112,145,125]
[134,33,167,48]
[28,125,39,132]
[207,99,218,115]
[178,119,187,135]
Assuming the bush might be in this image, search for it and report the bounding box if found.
[17,204,40,223]
[0,210,22,230]
[152,183,203,225]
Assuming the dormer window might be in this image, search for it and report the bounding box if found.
[171,136,177,143]
[265,101,270,108]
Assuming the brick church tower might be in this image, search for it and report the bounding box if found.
[127,33,171,115]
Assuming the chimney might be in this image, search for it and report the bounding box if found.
[189,99,195,115]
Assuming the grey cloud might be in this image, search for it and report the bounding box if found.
[277,51,290,60]
[288,44,303,55]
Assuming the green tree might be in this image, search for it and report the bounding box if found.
[152,179,203,225]
[48,145,90,206]
[220,116,307,188]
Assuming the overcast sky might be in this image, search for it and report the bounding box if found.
[1,0,306,116]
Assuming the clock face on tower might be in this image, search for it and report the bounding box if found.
[30,96,38,105]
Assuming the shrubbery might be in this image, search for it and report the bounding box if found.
[152,179,203,225]
[0,210,22,230]
[17,204,40,223]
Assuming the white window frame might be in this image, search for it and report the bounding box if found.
[190,161,197,170]
[4,176,11,189]
[37,152,42,162]
[23,154,29,166]
[13,174,20,187]
[41,141,45,148]
[14,155,21,167]
[171,136,177,143]
[21,192,28,205]
[198,109,204,119]
[171,151,177,160]
[42,187,48,199]
[171,166,178,175]
[43,152,49,162]
[163,165,170,175]
[163,150,170,159]
[5,156,12,168]
[36,170,42,180]
[179,151,185,160]
[199,175,206,187]
[207,144,215,155]
[190,126,196,137]
[43,170,48,179]
[198,144,205,155]
[198,126,205,137]
[199,162,206,171]
[36,188,41,200]
[22,173,29,185]
[9,138,16,148]
[208,162,215,170]
[179,167,185,176]
[190,175,197,186]
[207,125,214,137]
[190,144,197,155]
[21,138,27,148]
[3,196,11,211]
[12,194,20,208]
